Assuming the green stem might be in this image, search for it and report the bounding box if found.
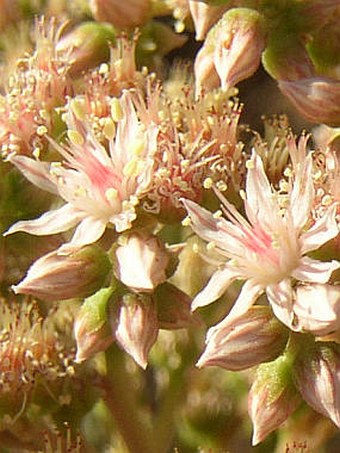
[101,345,157,453]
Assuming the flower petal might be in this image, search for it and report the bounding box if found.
[59,216,106,253]
[266,279,294,328]
[4,204,85,237]
[300,204,339,254]
[191,266,239,311]
[182,198,220,243]
[8,154,58,195]
[292,256,340,284]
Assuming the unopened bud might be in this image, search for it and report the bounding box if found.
[195,8,266,93]
[74,287,115,363]
[115,293,158,369]
[12,245,111,302]
[294,284,340,336]
[249,354,301,445]
[89,0,150,29]
[115,233,169,292]
[197,306,289,370]
[278,77,340,126]
[188,0,227,41]
[155,282,201,330]
[293,341,340,429]
[56,22,116,77]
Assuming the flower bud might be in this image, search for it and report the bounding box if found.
[74,287,115,363]
[155,282,201,330]
[89,0,150,29]
[278,77,340,126]
[188,0,228,41]
[195,8,266,93]
[115,233,169,292]
[293,341,340,428]
[294,284,340,336]
[56,22,116,77]
[197,306,289,370]
[115,293,158,369]
[12,245,112,302]
[249,354,301,445]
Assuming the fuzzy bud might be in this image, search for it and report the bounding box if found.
[293,341,340,428]
[89,0,150,29]
[115,233,170,292]
[196,306,289,370]
[195,7,266,93]
[249,354,301,445]
[278,77,340,126]
[74,287,115,363]
[12,245,111,302]
[155,282,201,330]
[56,22,116,77]
[115,293,158,369]
[294,284,340,336]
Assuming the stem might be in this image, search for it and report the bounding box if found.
[101,345,157,453]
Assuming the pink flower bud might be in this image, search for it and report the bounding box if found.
[293,341,340,428]
[195,7,266,93]
[56,22,116,77]
[155,282,201,330]
[249,355,301,445]
[115,293,158,369]
[89,0,150,29]
[188,0,228,40]
[115,233,170,292]
[12,245,111,302]
[74,288,115,363]
[278,77,340,126]
[294,284,340,336]
[197,306,289,370]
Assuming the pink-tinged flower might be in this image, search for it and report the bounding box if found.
[278,78,340,126]
[294,284,340,336]
[249,355,301,445]
[115,293,158,369]
[115,232,169,292]
[293,342,340,429]
[188,0,228,40]
[4,91,158,252]
[197,306,288,371]
[12,245,111,302]
[182,151,340,331]
[195,7,266,93]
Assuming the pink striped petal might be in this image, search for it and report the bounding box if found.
[266,279,294,328]
[292,256,340,284]
[59,216,106,253]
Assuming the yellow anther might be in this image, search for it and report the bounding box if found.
[123,158,139,177]
[130,138,145,157]
[207,241,216,250]
[103,117,116,141]
[67,130,84,146]
[213,210,223,219]
[216,180,228,191]
[181,216,191,227]
[99,63,109,74]
[36,125,48,136]
[203,177,213,189]
[70,98,86,120]
[246,159,255,170]
[111,98,123,122]
[105,188,119,202]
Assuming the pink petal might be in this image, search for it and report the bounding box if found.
[182,198,220,244]
[300,205,339,254]
[289,154,314,230]
[266,279,294,328]
[292,256,340,284]
[4,204,85,237]
[8,154,58,194]
[191,266,239,311]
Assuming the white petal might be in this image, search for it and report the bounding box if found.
[294,284,340,336]
[4,204,85,236]
[267,279,294,328]
[292,256,340,284]
[191,266,239,311]
[182,198,220,242]
[59,217,106,253]
[289,154,314,230]
[8,154,58,194]
[300,205,339,253]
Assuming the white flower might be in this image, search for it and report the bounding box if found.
[183,152,339,332]
[4,91,158,252]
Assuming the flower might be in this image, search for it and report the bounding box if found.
[182,150,339,331]
[4,91,158,252]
